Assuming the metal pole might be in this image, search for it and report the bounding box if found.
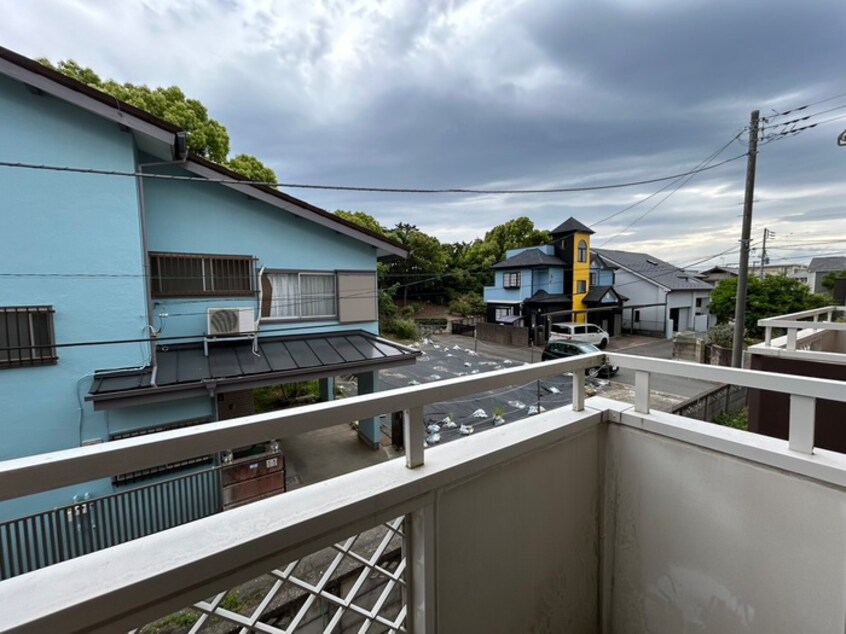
[732,110,760,368]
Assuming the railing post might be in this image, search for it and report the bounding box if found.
[764,326,772,346]
[572,371,585,412]
[635,370,650,414]
[788,395,816,454]
[406,504,436,634]
[404,407,425,469]
[786,328,797,350]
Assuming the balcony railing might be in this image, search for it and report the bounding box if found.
[759,305,846,351]
[1,353,845,633]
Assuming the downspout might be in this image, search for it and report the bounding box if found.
[136,132,189,386]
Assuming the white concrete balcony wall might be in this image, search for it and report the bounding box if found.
[605,422,846,633]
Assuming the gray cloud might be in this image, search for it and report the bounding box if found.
[2,0,845,266]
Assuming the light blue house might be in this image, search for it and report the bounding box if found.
[0,46,415,566]
[483,218,625,334]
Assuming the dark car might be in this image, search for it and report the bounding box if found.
[541,340,618,378]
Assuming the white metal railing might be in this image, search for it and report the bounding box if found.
[2,353,846,633]
[759,305,845,348]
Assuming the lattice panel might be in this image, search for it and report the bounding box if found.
[134,517,407,634]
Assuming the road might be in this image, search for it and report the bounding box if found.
[433,333,718,401]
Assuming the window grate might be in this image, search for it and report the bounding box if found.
[150,253,254,297]
[0,306,57,369]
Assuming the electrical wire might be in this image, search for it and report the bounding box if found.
[596,134,742,248]
[0,154,749,195]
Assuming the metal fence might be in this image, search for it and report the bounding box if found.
[0,467,222,580]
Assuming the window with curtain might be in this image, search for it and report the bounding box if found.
[263,272,336,319]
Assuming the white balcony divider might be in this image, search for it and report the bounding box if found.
[759,305,846,349]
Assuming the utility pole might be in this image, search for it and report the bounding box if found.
[759,228,774,279]
[732,110,760,368]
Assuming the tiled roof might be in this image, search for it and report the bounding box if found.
[808,256,846,272]
[550,217,595,235]
[492,248,566,269]
[593,248,713,291]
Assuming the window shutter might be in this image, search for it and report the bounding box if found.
[338,272,377,323]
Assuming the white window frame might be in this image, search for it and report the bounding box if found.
[503,272,521,289]
[265,271,337,321]
[576,279,587,294]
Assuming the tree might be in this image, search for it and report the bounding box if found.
[821,270,846,292]
[334,210,389,237]
[39,58,276,183]
[710,275,829,337]
[463,217,550,285]
[384,223,449,304]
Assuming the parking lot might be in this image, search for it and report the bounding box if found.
[378,337,590,446]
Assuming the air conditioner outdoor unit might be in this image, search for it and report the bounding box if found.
[207,307,254,337]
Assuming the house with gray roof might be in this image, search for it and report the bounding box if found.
[593,249,715,335]
[808,256,846,293]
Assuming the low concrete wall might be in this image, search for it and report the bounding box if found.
[672,384,747,422]
[475,322,530,347]
[673,332,705,363]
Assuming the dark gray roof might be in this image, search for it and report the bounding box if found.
[88,330,419,409]
[524,290,571,304]
[550,217,594,236]
[699,266,739,277]
[808,256,846,272]
[583,285,627,304]
[593,248,713,291]
[492,248,566,269]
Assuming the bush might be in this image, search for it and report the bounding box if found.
[415,318,448,327]
[714,409,748,430]
[384,319,419,341]
[708,323,735,348]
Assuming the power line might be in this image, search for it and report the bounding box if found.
[763,90,846,121]
[0,154,749,195]
[597,132,743,247]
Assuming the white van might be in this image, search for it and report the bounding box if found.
[549,322,610,349]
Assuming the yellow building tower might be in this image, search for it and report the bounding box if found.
[549,218,594,324]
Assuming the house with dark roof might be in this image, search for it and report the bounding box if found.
[808,256,846,293]
[483,218,625,335]
[0,47,418,526]
[593,248,715,335]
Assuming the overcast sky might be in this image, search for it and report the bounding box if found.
[3,0,846,268]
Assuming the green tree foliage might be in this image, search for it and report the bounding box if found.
[710,276,829,337]
[386,223,450,304]
[463,217,550,286]
[39,58,276,182]
[334,210,389,237]
[821,270,846,292]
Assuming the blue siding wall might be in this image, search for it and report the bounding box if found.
[0,76,148,517]
[0,76,148,455]
[143,165,379,338]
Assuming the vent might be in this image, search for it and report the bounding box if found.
[207,307,254,336]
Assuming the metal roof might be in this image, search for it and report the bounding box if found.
[492,248,566,269]
[593,248,713,291]
[88,331,420,409]
[583,285,627,304]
